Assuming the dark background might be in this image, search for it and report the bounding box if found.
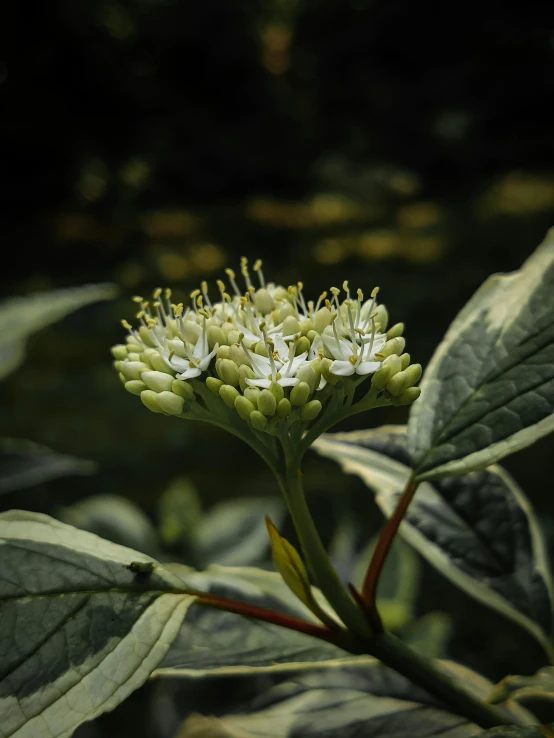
[2,0,554,735]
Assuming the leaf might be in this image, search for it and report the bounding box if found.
[402,612,453,659]
[158,477,203,549]
[489,668,554,705]
[313,426,554,659]
[156,564,351,677]
[57,494,160,557]
[472,728,554,738]
[192,497,285,568]
[177,662,489,738]
[0,510,194,738]
[0,438,96,495]
[407,229,554,480]
[0,283,117,381]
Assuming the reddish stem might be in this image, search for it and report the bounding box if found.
[362,476,419,617]
[194,592,342,646]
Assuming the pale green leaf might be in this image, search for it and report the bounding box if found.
[489,667,554,705]
[407,229,554,480]
[313,427,554,659]
[0,283,117,381]
[0,438,96,495]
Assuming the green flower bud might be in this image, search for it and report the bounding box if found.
[239,364,256,391]
[382,354,402,376]
[125,342,143,353]
[220,384,240,408]
[296,365,316,394]
[371,364,391,390]
[218,358,240,387]
[386,370,411,397]
[235,395,256,421]
[307,329,319,344]
[113,360,124,373]
[127,352,141,362]
[244,387,260,407]
[268,381,284,402]
[138,326,157,348]
[206,377,223,395]
[172,379,195,400]
[397,386,422,405]
[157,391,185,415]
[387,323,404,339]
[120,361,150,381]
[184,321,202,343]
[227,329,240,345]
[141,371,174,393]
[254,341,269,357]
[295,336,310,355]
[253,288,274,314]
[279,302,297,322]
[258,389,277,416]
[404,363,422,386]
[400,353,411,370]
[310,359,322,388]
[373,304,389,332]
[378,337,406,359]
[282,315,300,337]
[299,318,313,335]
[321,358,341,385]
[273,286,294,304]
[150,352,173,374]
[207,325,226,349]
[230,344,250,367]
[111,344,128,360]
[290,381,311,406]
[313,307,333,334]
[118,372,127,384]
[250,410,268,430]
[141,390,163,413]
[301,400,322,420]
[276,398,292,417]
[125,380,147,396]
[216,345,231,360]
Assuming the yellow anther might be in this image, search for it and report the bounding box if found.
[168,350,175,362]
[141,301,149,310]
[253,259,262,271]
[153,301,161,309]
[190,289,201,299]
[357,288,364,301]
[121,319,132,330]
[132,295,143,303]
[174,303,184,318]
[196,296,203,308]
[297,281,304,291]
[153,288,162,299]
[217,279,225,291]
[342,280,349,293]
[223,292,231,302]
[319,291,327,301]
[164,288,172,299]
[136,310,145,320]
[371,286,379,298]
[225,268,236,279]
[201,281,208,293]
[330,286,340,296]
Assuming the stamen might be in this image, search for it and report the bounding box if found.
[121,319,132,330]
[286,341,295,374]
[241,257,253,291]
[296,281,309,316]
[342,280,350,300]
[153,288,162,300]
[201,281,213,310]
[132,295,143,303]
[225,268,242,297]
[314,291,327,312]
[253,258,265,288]
[262,326,278,382]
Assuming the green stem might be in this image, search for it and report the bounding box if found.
[274,449,373,640]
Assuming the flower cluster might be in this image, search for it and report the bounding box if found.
[112,259,421,433]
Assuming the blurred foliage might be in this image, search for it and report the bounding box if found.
[2,1,554,735]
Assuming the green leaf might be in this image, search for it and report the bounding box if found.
[402,612,453,659]
[177,662,500,738]
[407,229,554,480]
[158,477,202,549]
[0,510,194,738]
[313,427,554,659]
[0,438,96,495]
[0,283,117,381]
[489,667,554,705]
[472,728,554,738]
[57,493,160,557]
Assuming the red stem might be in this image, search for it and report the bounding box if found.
[362,476,419,618]
[194,592,342,646]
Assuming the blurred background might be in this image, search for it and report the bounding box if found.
[2,0,554,735]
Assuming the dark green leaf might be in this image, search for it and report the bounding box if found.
[490,668,554,705]
[407,229,554,480]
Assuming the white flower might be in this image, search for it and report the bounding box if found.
[244,334,309,389]
[322,311,386,378]
[151,316,218,380]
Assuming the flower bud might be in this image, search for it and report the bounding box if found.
[310,360,322,389]
[230,343,250,367]
[268,381,284,402]
[404,363,422,386]
[273,286,294,304]
[206,377,223,395]
[295,336,310,355]
[111,344,128,360]
[282,315,300,337]
[127,352,141,362]
[138,326,157,348]
[387,323,404,339]
[276,398,291,418]
[141,371,174,393]
[301,400,322,420]
[227,329,240,345]
[172,379,195,400]
[386,370,411,397]
[258,389,277,416]
[313,307,333,334]
[113,360,124,373]
[290,381,311,406]
[400,353,411,370]
[299,318,313,335]
[279,302,296,322]
[126,342,143,353]
[207,325,225,349]
[307,329,319,343]
[239,364,256,391]
[219,384,240,407]
[397,386,422,405]
[254,341,268,357]
[296,365,316,394]
[321,358,341,385]
[378,337,406,359]
[184,321,202,343]
[141,390,163,413]
[120,361,150,381]
[373,304,389,332]
[244,387,260,407]
[371,364,391,390]
[157,391,185,415]
[235,395,256,421]
[125,379,147,396]
[218,358,240,387]
[250,410,268,430]
[253,288,274,314]
[150,353,173,374]
[216,345,231,360]
[382,354,402,376]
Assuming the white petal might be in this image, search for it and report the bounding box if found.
[245,378,272,388]
[277,377,299,387]
[329,360,356,376]
[356,360,381,375]
[198,344,219,371]
[317,374,328,390]
[247,350,272,378]
[178,367,201,380]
